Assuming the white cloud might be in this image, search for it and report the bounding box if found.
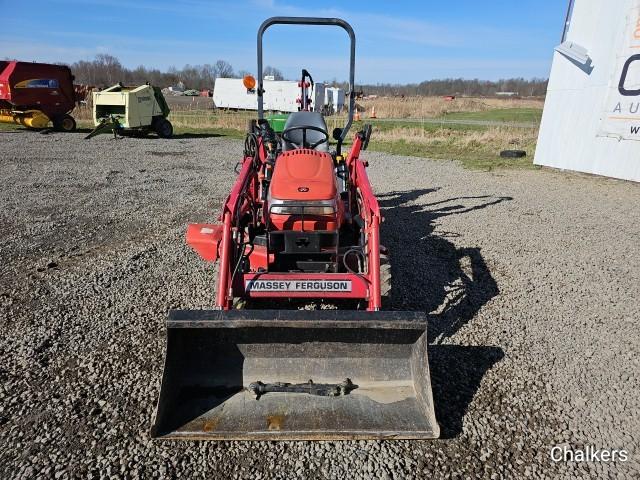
[0,40,99,62]
[247,0,506,48]
[355,56,552,82]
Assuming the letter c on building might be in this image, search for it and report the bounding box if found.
[619,54,640,96]
[550,446,563,462]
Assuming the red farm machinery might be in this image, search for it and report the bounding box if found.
[0,61,78,131]
[151,17,439,440]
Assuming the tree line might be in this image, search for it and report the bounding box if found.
[357,78,549,97]
[67,54,284,90]
[60,54,547,96]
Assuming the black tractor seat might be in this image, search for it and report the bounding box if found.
[282,111,329,152]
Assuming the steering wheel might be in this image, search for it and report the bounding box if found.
[281,126,329,149]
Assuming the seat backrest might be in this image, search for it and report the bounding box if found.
[282,111,328,152]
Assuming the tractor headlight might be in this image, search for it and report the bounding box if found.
[269,199,336,215]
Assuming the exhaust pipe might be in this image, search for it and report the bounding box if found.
[151,310,439,440]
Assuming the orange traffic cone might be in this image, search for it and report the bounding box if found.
[370,106,377,119]
[354,109,361,121]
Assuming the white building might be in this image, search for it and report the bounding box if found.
[213,78,325,113]
[535,0,640,182]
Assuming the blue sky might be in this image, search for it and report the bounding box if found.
[1,0,567,83]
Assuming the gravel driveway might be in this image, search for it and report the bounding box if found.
[0,130,638,479]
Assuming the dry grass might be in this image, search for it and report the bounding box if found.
[357,96,544,118]
[72,104,93,121]
[168,110,251,131]
[74,95,544,124]
[73,95,544,126]
[167,103,253,131]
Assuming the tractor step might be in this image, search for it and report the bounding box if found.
[151,310,439,440]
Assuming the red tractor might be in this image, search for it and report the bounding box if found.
[188,97,383,310]
[152,17,438,441]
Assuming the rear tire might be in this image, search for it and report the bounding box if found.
[379,253,392,306]
[154,118,173,138]
[53,114,76,132]
[500,149,526,158]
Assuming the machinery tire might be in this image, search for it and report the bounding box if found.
[500,149,526,158]
[54,114,76,132]
[379,253,392,306]
[154,118,173,138]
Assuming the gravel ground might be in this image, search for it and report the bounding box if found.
[0,130,638,479]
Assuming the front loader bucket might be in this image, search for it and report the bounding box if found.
[151,310,439,440]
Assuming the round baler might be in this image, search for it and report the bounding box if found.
[0,61,78,131]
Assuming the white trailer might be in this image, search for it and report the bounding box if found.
[535,0,640,182]
[324,88,333,111]
[213,78,325,113]
[213,78,259,110]
[321,87,345,114]
[312,82,326,114]
[327,87,345,113]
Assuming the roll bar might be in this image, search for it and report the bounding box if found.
[257,17,356,151]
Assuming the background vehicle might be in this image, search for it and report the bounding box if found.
[85,83,172,139]
[0,61,78,131]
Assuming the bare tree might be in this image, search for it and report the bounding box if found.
[94,53,123,86]
[66,54,548,96]
[200,64,216,87]
[263,65,284,80]
[214,60,234,79]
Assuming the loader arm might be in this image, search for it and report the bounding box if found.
[216,145,263,310]
[354,160,382,310]
[344,131,383,310]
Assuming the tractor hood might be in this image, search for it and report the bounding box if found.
[270,149,337,201]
